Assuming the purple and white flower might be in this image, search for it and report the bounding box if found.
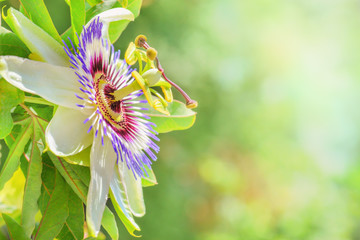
[0,8,158,236]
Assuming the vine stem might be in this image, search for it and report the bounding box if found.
[156,60,197,107]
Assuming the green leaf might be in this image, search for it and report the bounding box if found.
[110,169,140,237]
[124,0,142,18]
[3,8,68,66]
[148,100,197,133]
[34,168,69,240]
[86,0,102,7]
[108,0,142,43]
[48,153,118,239]
[0,229,8,240]
[88,0,142,43]
[0,31,30,57]
[0,140,9,170]
[101,207,119,240]
[0,79,25,139]
[2,214,31,240]
[19,0,62,42]
[21,129,43,237]
[0,118,32,190]
[63,0,141,44]
[70,0,86,40]
[48,153,89,203]
[57,189,84,240]
[141,165,157,187]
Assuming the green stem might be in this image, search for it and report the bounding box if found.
[24,96,55,106]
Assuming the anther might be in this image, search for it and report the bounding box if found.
[135,36,198,109]
[135,35,148,48]
[146,47,157,61]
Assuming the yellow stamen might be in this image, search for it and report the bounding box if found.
[146,47,157,61]
[135,35,147,48]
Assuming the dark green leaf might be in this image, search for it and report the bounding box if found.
[148,100,197,133]
[0,118,32,190]
[48,153,118,239]
[57,189,84,240]
[0,140,9,171]
[11,105,28,124]
[34,168,69,240]
[21,129,43,237]
[48,153,88,203]
[0,30,30,57]
[2,214,31,240]
[0,229,8,240]
[19,0,62,42]
[26,101,54,122]
[0,79,25,139]
[70,164,90,186]
[70,0,86,39]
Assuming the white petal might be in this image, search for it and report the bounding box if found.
[85,8,134,42]
[4,8,68,66]
[0,56,86,109]
[45,107,93,157]
[120,160,146,217]
[87,136,117,236]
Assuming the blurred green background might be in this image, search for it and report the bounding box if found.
[7,0,360,239]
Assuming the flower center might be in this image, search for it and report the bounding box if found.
[94,73,127,130]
